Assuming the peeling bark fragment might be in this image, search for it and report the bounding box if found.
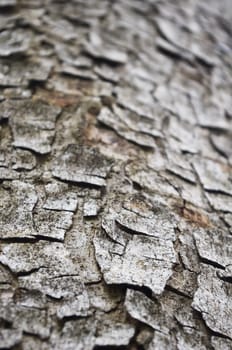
[125,162,179,198]
[116,207,176,240]
[224,213,232,232]
[57,285,91,319]
[21,337,48,350]
[94,64,120,83]
[211,336,232,350]
[33,209,73,241]
[0,29,29,57]
[83,198,99,217]
[125,289,171,334]
[3,87,32,99]
[0,329,22,349]
[95,322,134,347]
[94,228,176,295]
[126,288,211,349]
[206,192,232,213]
[194,228,232,268]
[58,64,97,81]
[115,86,160,120]
[0,58,53,87]
[0,302,50,339]
[56,44,92,68]
[43,182,78,212]
[211,133,232,161]
[85,44,128,65]
[166,164,196,184]
[148,332,176,350]
[51,311,134,350]
[193,158,232,195]
[0,242,79,275]
[51,318,96,350]
[0,149,36,179]
[3,99,61,154]
[0,181,37,239]
[192,265,232,338]
[0,167,19,180]
[0,264,13,286]
[156,18,190,52]
[19,272,82,299]
[122,193,154,218]
[155,86,197,126]
[179,230,200,273]
[195,100,231,131]
[176,328,209,350]
[52,145,112,186]
[11,149,37,170]
[98,106,157,148]
[167,268,197,297]
[87,282,123,312]
[41,16,77,41]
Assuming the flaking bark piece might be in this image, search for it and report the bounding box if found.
[0,29,29,57]
[87,282,123,312]
[52,145,112,186]
[211,133,232,160]
[3,99,61,154]
[83,198,99,217]
[85,43,128,65]
[0,180,37,239]
[115,86,161,120]
[97,106,157,148]
[58,64,97,81]
[192,265,232,338]
[176,327,209,350]
[125,289,171,334]
[195,100,231,131]
[0,58,53,87]
[206,192,232,213]
[115,207,176,240]
[0,241,80,275]
[125,161,179,198]
[20,337,48,350]
[19,272,82,299]
[193,158,232,195]
[193,227,232,268]
[51,311,134,349]
[0,167,19,180]
[56,285,91,319]
[94,229,176,295]
[148,332,176,350]
[0,149,36,179]
[33,208,73,241]
[211,337,232,350]
[0,329,22,349]
[94,321,134,347]
[43,182,78,212]
[11,149,36,170]
[0,302,50,339]
[224,213,232,233]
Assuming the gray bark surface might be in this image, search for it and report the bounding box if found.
[0,0,232,349]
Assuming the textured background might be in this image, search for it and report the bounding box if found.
[0,0,231,349]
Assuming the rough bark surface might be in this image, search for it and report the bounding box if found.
[0,0,232,349]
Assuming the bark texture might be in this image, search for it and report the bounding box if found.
[0,0,232,349]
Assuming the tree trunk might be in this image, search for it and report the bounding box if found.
[0,0,231,349]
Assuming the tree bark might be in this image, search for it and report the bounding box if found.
[0,0,232,349]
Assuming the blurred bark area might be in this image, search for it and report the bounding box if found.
[0,0,232,349]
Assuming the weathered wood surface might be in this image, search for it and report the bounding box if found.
[0,0,231,349]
